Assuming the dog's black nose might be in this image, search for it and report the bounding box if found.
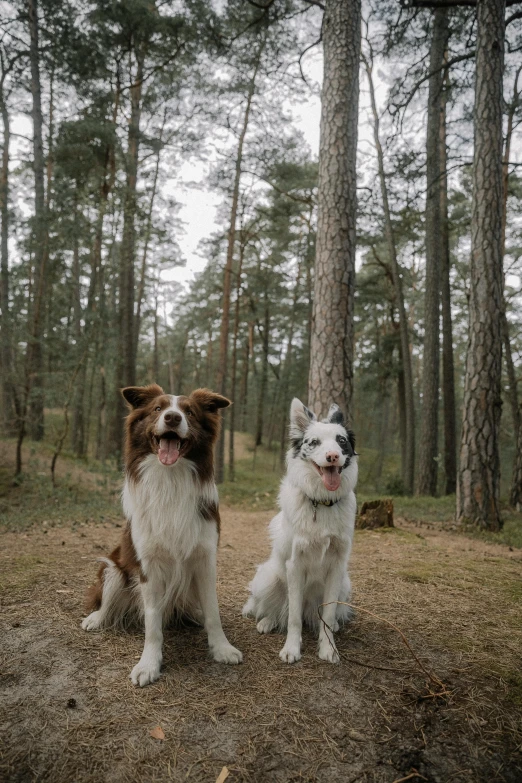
[164,412,182,426]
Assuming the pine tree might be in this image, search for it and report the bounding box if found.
[308,0,361,420]
[457,0,505,530]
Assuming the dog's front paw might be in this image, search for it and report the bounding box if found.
[318,639,340,664]
[211,642,243,665]
[130,658,162,687]
[242,597,255,618]
[81,611,103,631]
[256,617,274,634]
[279,642,301,664]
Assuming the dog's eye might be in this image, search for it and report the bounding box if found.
[155,406,161,412]
[186,409,193,417]
[309,439,318,447]
[339,437,347,445]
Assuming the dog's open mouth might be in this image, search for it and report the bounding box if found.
[312,462,342,492]
[153,432,189,466]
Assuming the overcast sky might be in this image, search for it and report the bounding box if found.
[167,53,324,289]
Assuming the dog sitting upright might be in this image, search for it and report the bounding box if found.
[82,385,242,686]
[243,398,357,664]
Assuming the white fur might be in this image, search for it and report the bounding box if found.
[155,395,189,438]
[243,399,358,664]
[82,454,242,685]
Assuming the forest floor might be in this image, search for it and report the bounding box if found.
[1,438,522,783]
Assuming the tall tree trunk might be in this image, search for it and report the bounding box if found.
[375,386,390,485]
[70,190,85,455]
[511,420,522,511]
[112,50,144,456]
[152,294,159,381]
[239,332,251,433]
[457,0,505,530]
[70,116,115,458]
[135,109,166,351]
[228,231,245,481]
[304,211,313,364]
[255,294,270,447]
[214,43,263,483]
[0,72,17,436]
[418,8,449,496]
[308,0,361,420]
[26,0,48,443]
[278,260,303,464]
[439,60,457,495]
[364,52,415,495]
[503,66,522,508]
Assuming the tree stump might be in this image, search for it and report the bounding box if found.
[356,499,394,529]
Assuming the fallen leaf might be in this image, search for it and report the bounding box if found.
[150,725,165,741]
[216,767,229,783]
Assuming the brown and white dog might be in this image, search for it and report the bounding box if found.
[82,385,242,686]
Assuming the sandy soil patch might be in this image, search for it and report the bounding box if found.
[1,508,521,782]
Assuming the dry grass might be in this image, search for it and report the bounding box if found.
[1,506,522,783]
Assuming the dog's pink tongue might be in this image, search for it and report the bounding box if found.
[322,466,341,491]
[158,438,180,466]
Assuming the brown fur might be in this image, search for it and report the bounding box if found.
[85,524,145,613]
[199,499,221,535]
[85,386,230,611]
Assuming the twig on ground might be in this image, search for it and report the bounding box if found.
[318,601,447,692]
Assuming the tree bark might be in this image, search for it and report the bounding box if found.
[0,69,17,436]
[228,230,245,481]
[70,190,85,455]
[239,331,251,433]
[26,0,48,443]
[439,60,457,495]
[364,52,415,495]
[417,7,449,496]
[112,49,144,456]
[135,110,166,352]
[503,66,522,508]
[152,294,159,381]
[457,0,505,530]
[214,42,263,483]
[278,259,303,465]
[308,0,360,420]
[255,294,270,447]
[511,418,522,511]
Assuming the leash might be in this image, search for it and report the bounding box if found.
[310,496,340,523]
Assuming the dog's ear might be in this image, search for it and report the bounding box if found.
[289,398,316,438]
[190,388,232,413]
[325,403,345,426]
[121,384,164,409]
[348,429,357,455]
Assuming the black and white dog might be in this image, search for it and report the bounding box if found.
[243,398,358,663]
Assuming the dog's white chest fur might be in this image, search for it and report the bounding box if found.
[122,455,218,564]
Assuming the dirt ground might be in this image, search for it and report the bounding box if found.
[1,506,522,783]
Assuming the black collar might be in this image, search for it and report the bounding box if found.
[310,497,340,508]
[308,495,341,521]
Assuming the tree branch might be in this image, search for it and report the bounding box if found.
[298,34,322,85]
[389,51,475,116]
